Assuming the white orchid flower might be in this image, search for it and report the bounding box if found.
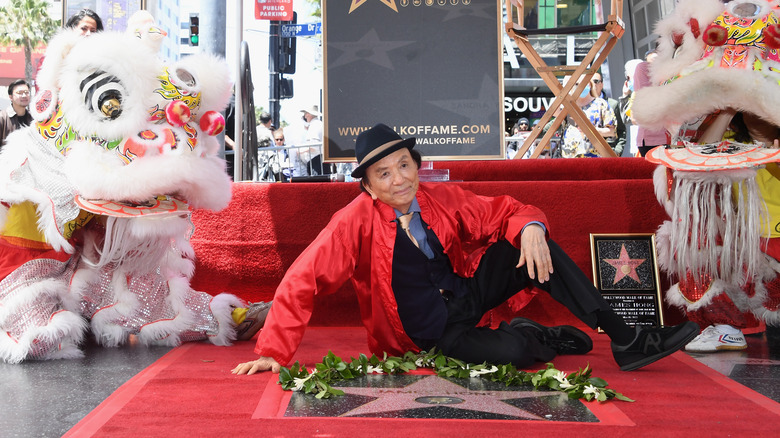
[552,370,574,389]
[583,384,601,397]
[366,365,384,374]
[292,373,314,391]
[468,365,498,378]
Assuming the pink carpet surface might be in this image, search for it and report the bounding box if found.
[65,327,780,437]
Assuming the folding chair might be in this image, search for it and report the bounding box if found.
[504,0,625,158]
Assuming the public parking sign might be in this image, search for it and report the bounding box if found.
[280,22,322,38]
[255,0,294,21]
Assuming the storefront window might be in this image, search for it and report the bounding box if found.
[523,0,594,29]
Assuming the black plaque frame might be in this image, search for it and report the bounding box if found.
[590,233,665,328]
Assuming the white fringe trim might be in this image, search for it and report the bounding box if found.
[667,169,765,286]
[0,310,87,364]
[208,293,243,346]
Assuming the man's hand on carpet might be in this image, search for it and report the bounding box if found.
[518,224,553,283]
[231,357,281,375]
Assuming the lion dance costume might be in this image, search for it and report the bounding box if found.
[632,0,780,351]
[0,13,243,363]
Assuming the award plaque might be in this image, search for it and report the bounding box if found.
[590,233,665,328]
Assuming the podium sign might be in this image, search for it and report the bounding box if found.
[255,0,294,21]
[323,0,504,162]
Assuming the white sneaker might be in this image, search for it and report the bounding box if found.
[685,325,747,352]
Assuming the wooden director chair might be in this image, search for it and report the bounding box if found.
[505,0,625,158]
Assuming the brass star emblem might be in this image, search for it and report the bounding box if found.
[350,0,399,13]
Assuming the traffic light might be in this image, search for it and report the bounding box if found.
[278,33,296,74]
[270,12,296,74]
[281,78,293,99]
[189,14,199,46]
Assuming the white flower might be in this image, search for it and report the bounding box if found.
[292,373,314,391]
[366,365,384,374]
[583,384,601,397]
[552,371,573,389]
[468,365,498,378]
[415,358,425,367]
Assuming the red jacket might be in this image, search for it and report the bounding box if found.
[254,182,549,365]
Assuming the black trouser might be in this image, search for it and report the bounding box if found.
[434,239,612,368]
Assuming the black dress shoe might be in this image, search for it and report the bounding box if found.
[612,321,699,371]
[510,317,593,355]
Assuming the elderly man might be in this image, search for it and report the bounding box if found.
[233,124,698,375]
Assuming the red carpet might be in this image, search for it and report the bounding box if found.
[65,327,780,437]
[63,159,766,436]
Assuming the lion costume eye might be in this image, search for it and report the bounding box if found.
[80,70,125,120]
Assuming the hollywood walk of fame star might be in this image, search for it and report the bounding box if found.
[350,0,399,13]
[335,375,561,418]
[328,29,414,70]
[604,244,646,285]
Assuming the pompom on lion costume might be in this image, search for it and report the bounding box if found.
[632,0,780,351]
[0,13,247,363]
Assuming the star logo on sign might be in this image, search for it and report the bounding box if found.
[328,29,414,69]
[604,244,646,284]
[350,0,399,13]
[336,375,559,418]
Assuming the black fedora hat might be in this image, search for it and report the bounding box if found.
[351,123,416,178]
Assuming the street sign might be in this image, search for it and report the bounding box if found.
[255,0,294,21]
[280,22,322,38]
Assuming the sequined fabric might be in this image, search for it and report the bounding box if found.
[0,256,79,359]
[678,271,714,303]
[9,130,81,238]
[80,264,219,345]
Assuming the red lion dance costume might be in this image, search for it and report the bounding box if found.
[632,0,780,352]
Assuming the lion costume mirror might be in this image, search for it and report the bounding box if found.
[632,0,780,351]
[0,12,258,363]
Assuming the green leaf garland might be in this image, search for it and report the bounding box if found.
[277,348,634,402]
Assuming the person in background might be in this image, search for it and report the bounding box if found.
[620,59,643,153]
[291,105,327,176]
[65,8,103,35]
[560,77,616,158]
[590,72,626,156]
[507,117,531,159]
[256,112,274,149]
[231,123,699,376]
[632,50,668,156]
[0,79,33,150]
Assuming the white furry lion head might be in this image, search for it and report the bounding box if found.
[632,0,780,144]
[30,15,233,212]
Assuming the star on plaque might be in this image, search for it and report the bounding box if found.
[604,244,646,285]
[350,0,399,13]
